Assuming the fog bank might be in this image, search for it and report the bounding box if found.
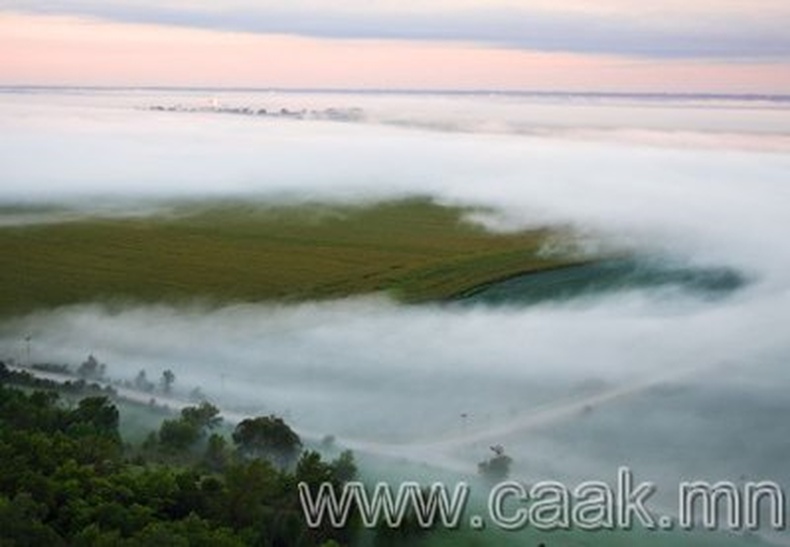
[1,90,789,524]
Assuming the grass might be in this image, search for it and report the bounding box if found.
[0,198,583,316]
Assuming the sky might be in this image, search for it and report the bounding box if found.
[1,1,790,92]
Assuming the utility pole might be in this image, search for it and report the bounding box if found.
[24,335,32,366]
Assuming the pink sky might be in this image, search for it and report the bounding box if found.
[1,12,789,93]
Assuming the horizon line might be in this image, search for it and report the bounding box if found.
[2,84,790,101]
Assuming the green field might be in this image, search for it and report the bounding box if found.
[0,198,582,315]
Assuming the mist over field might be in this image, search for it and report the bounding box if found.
[2,90,790,267]
[1,89,790,537]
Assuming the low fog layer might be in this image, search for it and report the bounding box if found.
[2,90,790,271]
[2,291,789,531]
[1,90,790,520]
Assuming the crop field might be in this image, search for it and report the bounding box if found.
[0,198,580,316]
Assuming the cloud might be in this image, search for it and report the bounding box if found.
[3,1,790,59]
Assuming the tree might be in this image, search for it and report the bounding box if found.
[0,493,65,546]
[158,403,221,453]
[478,444,512,481]
[70,396,120,440]
[296,451,335,487]
[77,354,105,380]
[159,418,201,452]
[232,415,302,468]
[0,383,349,546]
[180,402,222,431]
[331,450,357,484]
[203,434,229,472]
[134,370,154,392]
[160,370,175,395]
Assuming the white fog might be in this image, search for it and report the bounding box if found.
[1,89,789,543]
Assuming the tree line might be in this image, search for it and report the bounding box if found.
[0,361,358,546]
